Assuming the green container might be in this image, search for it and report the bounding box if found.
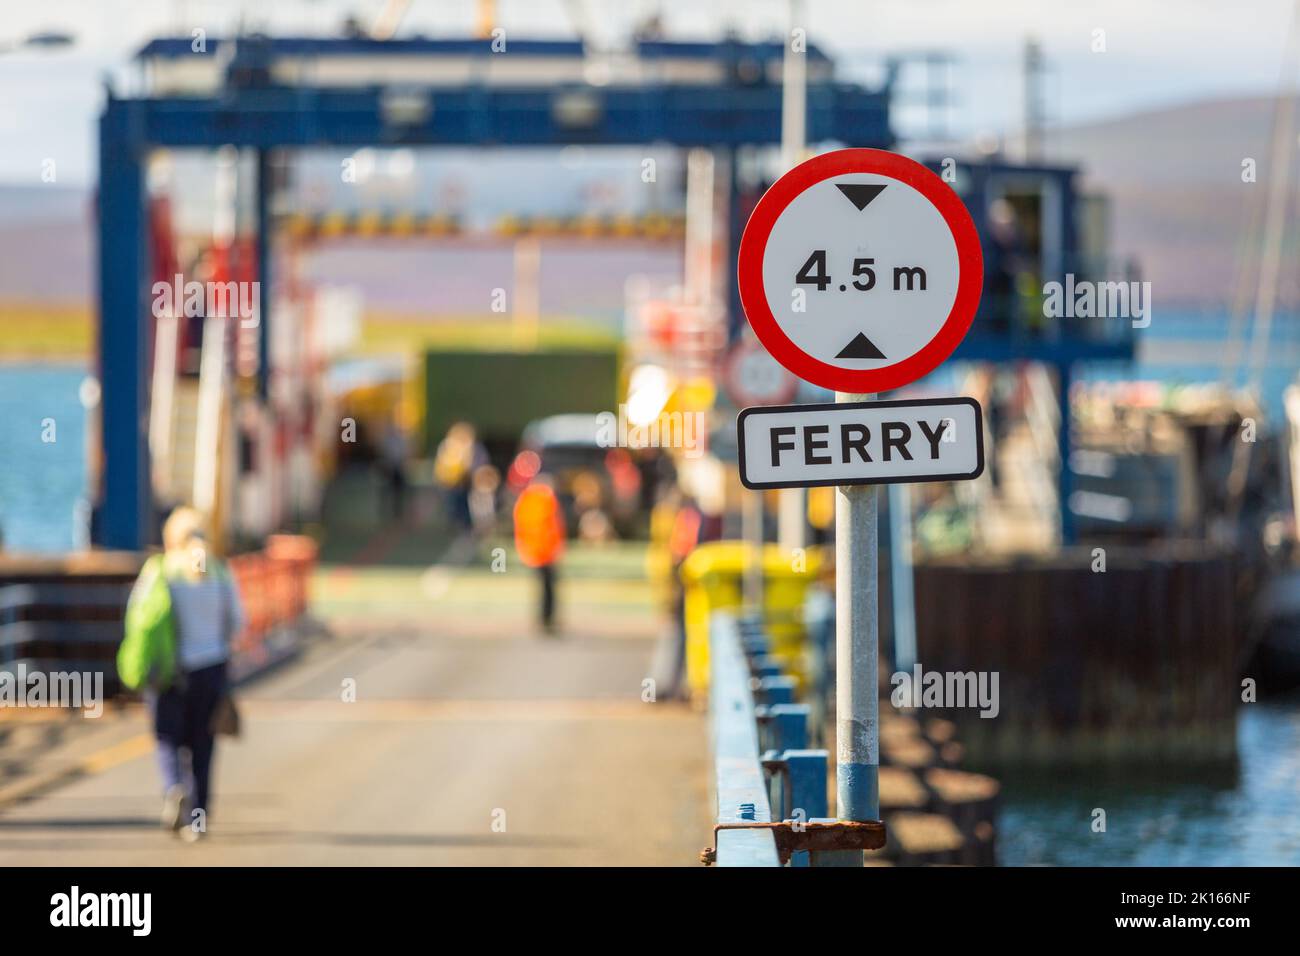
[422,347,620,452]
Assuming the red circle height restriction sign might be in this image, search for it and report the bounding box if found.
[737,148,983,394]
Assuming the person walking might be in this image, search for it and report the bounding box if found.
[512,475,566,634]
[434,421,486,530]
[118,506,244,843]
[379,418,410,519]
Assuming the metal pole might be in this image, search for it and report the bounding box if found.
[1056,361,1075,546]
[1022,38,1045,163]
[743,490,764,611]
[777,0,808,553]
[778,492,807,552]
[513,237,541,351]
[827,390,878,865]
[780,0,807,174]
[255,148,273,401]
[96,99,151,550]
[888,483,917,672]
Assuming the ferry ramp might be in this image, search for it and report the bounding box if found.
[0,506,708,866]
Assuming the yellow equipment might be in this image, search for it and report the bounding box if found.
[679,540,824,699]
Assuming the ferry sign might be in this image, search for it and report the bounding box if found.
[737,397,984,490]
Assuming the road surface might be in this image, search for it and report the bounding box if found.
[0,533,709,866]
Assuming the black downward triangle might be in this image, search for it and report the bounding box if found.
[836,183,886,212]
[836,332,886,360]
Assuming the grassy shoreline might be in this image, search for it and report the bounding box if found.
[0,303,91,360]
[0,304,619,361]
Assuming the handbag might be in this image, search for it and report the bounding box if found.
[211,692,241,737]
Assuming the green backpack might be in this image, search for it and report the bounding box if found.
[117,554,177,691]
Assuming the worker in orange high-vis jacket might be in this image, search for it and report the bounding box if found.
[513,474,566,633]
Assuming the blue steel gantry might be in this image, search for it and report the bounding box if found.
[94,35,1132,550]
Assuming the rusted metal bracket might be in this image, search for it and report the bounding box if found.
[700,819,887,866]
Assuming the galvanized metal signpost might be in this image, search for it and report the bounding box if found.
[736,148,984,864]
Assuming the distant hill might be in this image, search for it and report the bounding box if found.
[0,185,92,307]
[1044,95,1300,310]
[1,97,1296,321]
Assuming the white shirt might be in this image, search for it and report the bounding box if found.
[167,570,245,672]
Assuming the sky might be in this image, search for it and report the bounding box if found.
[0,0,1295,185]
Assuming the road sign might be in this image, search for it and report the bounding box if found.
[737,148,983,393]
[737,397,984,490]
[724,338,799,407]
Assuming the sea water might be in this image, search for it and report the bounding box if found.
[0,363,87,554]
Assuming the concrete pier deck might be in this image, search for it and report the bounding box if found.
[0,490,709,866]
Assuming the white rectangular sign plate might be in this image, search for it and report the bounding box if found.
[737,397,984,490]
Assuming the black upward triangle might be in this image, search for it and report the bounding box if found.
[836,183,886,212]
[836,332,886,360]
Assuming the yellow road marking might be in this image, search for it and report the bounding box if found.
[80,733,155,774]
[0,697,698,810]
[0,732,154,810]
[0,703,122,723]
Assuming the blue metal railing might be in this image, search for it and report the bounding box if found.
[709,611,780,866]
[0,581,131,680]
[0,585,37,669]
[708,610,831,867]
